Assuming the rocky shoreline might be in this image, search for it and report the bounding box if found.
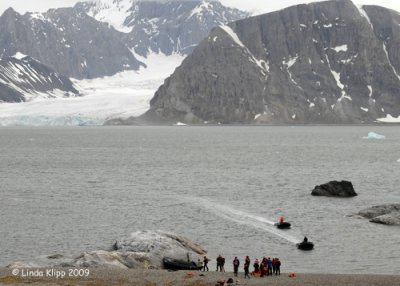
[1,268,399,286]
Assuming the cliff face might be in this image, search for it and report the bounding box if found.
[144,0,400,124]
[0,8,142,79]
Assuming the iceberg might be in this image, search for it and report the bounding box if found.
[363,132,386,140]
[174,122,188,126]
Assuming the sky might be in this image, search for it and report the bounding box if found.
[0,0,400,16]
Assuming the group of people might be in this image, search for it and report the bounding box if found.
[252,257,281,277]
[199,255,281,278]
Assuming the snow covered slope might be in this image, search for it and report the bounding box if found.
[0,53,184,126]
[0,54,79,103]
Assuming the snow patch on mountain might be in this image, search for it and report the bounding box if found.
[189,0,213,19]
[12,52,28,60]
[377,114,400,123]
[220,25,269,76]
[84,0,133,33]
[0,53,185,126]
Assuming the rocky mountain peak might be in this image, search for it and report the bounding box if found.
[75,0,248,56]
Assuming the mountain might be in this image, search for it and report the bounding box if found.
[0,7,142,79]
[129,0,400,124]
[0,53,79,103]
[75,0,249,56]
[0,0,247,125]
[0,1,246,80]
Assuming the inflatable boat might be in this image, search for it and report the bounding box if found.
[275,221,291,229]
[296,241,314,250]
[163,257,201,270]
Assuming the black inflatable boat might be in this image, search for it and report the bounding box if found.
[163,257,201,270]
[275,221,291,229]
[296,241,314,250]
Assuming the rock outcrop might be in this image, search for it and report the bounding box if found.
[7,231,207,269]
[311,180,357,197]
[0,7,143,79]
[135,0,400,124]
[357,204,400,225]
[0,55,79,102]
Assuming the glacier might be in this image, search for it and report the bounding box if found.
[0,53,185,126]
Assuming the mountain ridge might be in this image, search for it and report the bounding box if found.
[123,0,400,124]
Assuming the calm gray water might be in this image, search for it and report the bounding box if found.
[0,126,399,274]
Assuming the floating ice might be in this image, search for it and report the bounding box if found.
[174,122,187,126]
[397,158,400,163]
[363,132,386,140]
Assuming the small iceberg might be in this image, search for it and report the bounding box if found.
[174,122,188,126]
[363,132,386,140]
[397,158,400,163]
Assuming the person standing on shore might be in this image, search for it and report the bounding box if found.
[221,256,226,272]
[244,256,250,279]
[216,255,222,272]
[275,258,281,275]
[267,257,273,276]
[253,258,259,273]
[233,257,240,277]
[272,258,276,274]
[203,256,209,272]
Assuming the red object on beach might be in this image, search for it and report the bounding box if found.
[280,217,284,223]
[184,272,196,279]
[288,273,297,278]
[217,279,225,286]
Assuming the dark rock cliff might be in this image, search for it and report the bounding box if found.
[140,0,400,124]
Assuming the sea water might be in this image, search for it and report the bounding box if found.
[0,126,399,274]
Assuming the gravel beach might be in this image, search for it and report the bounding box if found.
[1,268,399,286]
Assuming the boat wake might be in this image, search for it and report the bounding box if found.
[180,196,301,244]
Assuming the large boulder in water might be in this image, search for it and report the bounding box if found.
[311,181,357,197]
[357,204,400,225]
[75,230,207,269]
[6,231,207,269]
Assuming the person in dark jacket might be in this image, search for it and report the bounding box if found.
[275,258,281,275]
[233,257,240,277]
[221,256,226,272]
[216,255,222,272]
[260,258,266,277]
[253,258,259,273]
[244,256,250,279]
[202,256,209,272]
[272,258,276,274]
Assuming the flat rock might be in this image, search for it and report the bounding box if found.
[370,211,400,225]
[311,181,357,197]
[357,204,400,225]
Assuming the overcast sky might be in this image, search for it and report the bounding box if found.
[1,0,400,16]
